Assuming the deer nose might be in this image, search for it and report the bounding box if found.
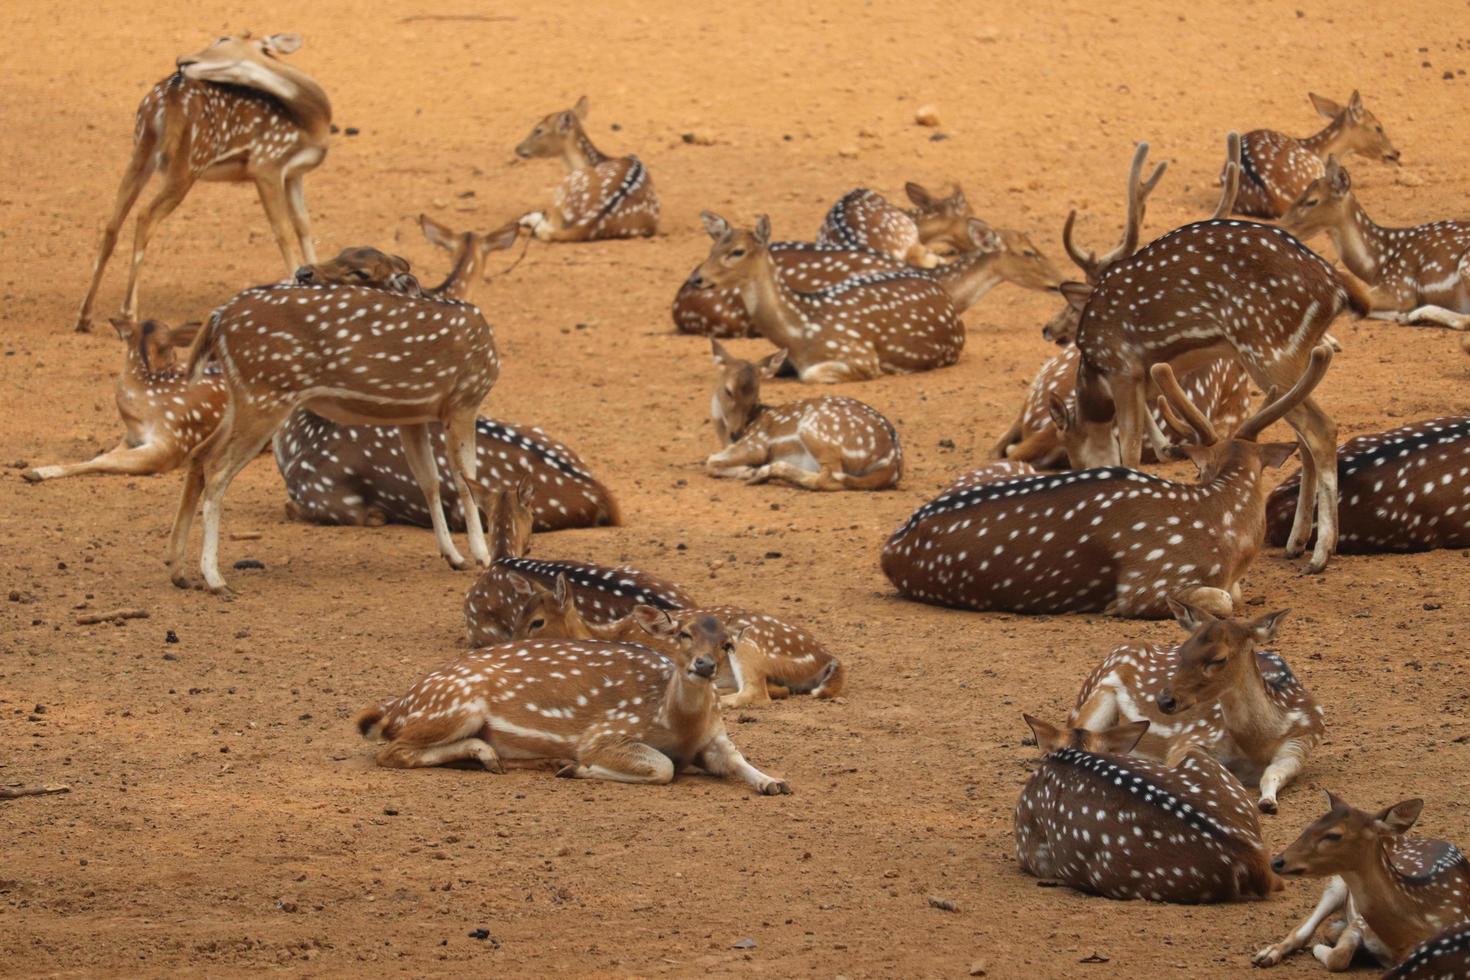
[1157,692,1177,714]
[690,655,716,679]
[1384,150,1401,164]
[294,266,316,283]
[688,273,708,290]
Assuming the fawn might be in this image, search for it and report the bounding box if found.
[1071,599,1323,812]
[76,32,331,331]
[705,341,902,491]
[1230,91,1400,219]
[515,96,658,241]
[1255,794,1470,971]
[509,573,845,708]
[1266,416,1470,554]
[357,612,790,794]
[814,182,973,266]
[1015,716,1279,902]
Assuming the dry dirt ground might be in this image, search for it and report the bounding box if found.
[4,1,1470,976]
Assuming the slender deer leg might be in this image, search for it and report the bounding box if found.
[1283,433,1319,559]
[198,405,282,595]
[254,174,302,274]
[167,457,208,587]
[799,359,876,384]
[991,409,1026,459]
[1312,906,1365,970]
[283,171,317,265]
[719,643,770,708]
[1252,875,1350,967]
[558,739,675,784]
[1403,304,1470,330]
[22,440,180,482]
[376,735,502,772]
[695,731,790,795]
[753,460,842,491]
[1113,375,1146,468]
[1257,739,1308,813]
[707,440,769,479]
[1288,397,1338,573]
[399,424,467,570]
[121,169,196,321]
[444,413,491,567]
[76,131,158,332]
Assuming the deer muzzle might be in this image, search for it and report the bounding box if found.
[689,655,717,680]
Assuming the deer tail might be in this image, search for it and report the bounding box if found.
[185,310,224,384]
[355,698,399,741]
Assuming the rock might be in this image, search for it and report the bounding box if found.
[732,937,757,950]
[927,896,959,912]
[681,132,715,146]
[1396,170,1426,187]
[165,629,180,644]
[837,144,860,158]
[969,961,989,976]
[974,27,999,42]
[914,104,941,127]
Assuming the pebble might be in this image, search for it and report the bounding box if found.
[914,105,941,127]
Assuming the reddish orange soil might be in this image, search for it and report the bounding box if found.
[3,1,1470,976]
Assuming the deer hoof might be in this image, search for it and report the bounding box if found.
[1258,796,1278,815]
[209,585,238,602]
[554,763,579,779]
[1251,944,1286,967]
[759,779,792,796]
[74,317,93,333]
[20,468,44,483]
[170,572,195,591]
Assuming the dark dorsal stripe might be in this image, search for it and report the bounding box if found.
[499,558,685,609]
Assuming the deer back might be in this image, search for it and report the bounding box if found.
[1232,130,1327,218]
[1386,921,1470,979]
[815,188,925,257]
[553,155,659,239]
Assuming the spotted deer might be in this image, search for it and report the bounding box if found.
[881,347,1330,618]
[76,32,331,331]
[168,278,500,595]
[463,481,695,644]
[688,213,964,382]
[1266,416,1470,554]
[705,342,902,490]
[1070,600,1323,812]
[22,318,223,482]
[1229,91,1400,219]
[509,573,845,708]
[356,613,791,794]
[1384,922,1470,979]
[1254,794,1470,971]
[935,460,1040,496]
[814,182,974,266]
[1281,156,1470,330]
[514,95,658,241]
[1015,716,1279,902]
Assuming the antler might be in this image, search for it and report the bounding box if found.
[1236,343,1335,441]
[1149,362,1219,445]
[1062,142,1168,282]
[1212,132,1241,220]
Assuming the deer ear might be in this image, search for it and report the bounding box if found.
[1022,714,1066,753]
[573,95,590,119]
[710,338,731,365]
[1168,596,1214,632]
[1375,798,1424,835]
[700,211,729,241]
[1308,92,1343,118]
[1259,441,1300,470]
[949,184,967,209]
[632,605,676,636]
[168,321,204,349]
[516,475,536,507]
[265,33,303,55]
[109,317,137,341]
[1328,159,1352,196]
[753,214,772,247]
[553,573,571,605]
[758,349,787,378]
[1059,280,1092,314]
[904,181,933,207]
[483,221,520,255]
[1348,90,1363,114]
[557,110,576,133]
[1046,391,1071,432]
[508,572,535,597]
[1098,719,1150,755]
[1249,608,1290,644]
[419,213,456,252]
[968,218,1002,252]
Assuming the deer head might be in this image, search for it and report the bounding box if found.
[487,476,536,560]
[1278,155,1355,242]
[111,317,203,374]
[688,212,772,292]
[509,573,589,640]
[1155,601,1290,714]
[419,215,521,282]
[709,339,785,443]
[1271,792,1423,877]
[1023,714,1151,755]
[904,182,973,250]
[1309,91,1400,164]
[176,31,305,86]
[515,95,591,158]
[294,246,417,292]
[967,219,1065,292]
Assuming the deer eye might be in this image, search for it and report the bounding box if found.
[353,269,371,280]
[1321,832,1343,843]
[529,618,545,630]
[723,641,735,653]
[728,248,746,259]
[1024,250,1038,258]
[1302,198,1319,208]
[677,630,692,641]
[1208,657,1228,667]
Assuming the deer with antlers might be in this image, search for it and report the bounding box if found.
[814,183,974,266]
[463,481,695,644]
[1385,922,1470,979]
[1281,156,1470,330]
[882,347,1331,618]
[509,573,845,708]
[357,612,790,794]
[1229,91,1400,220]
[1071,600,1323,813]
[688,213,965,382]
[705,342,902,490]
[1266,416,1470,554]
[75,32,331,332]
[514,96,658,242]
[1254,794,1470,971]
[1015,716,1279,902]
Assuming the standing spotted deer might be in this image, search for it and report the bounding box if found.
[1229,91,1400,219]
[76,32,331,331]
[881,348,1331,618]
[1255,794,1470,971]
[515,96,658,241]
[1015,716,1279,902]
[688,213,964,382]
[1071,600,1323,812]
[815,183,974,266]
[1266,416,1470,554]
[705,342,902,491]
[357,614,790,794]
[1281,157,1470,329]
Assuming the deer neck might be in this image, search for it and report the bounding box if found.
[1339,844,1439,959]
[431,237,480,301]
[562,124,608,171]
[654,668,716,741]
[1302,114,1349,159]
[491,520,528,561]
[729,403,770,444]
[1215,651,1283,746]
[244,61,333,140]
[737,254,817,352]
[1325,196,1390,284]
[1199,444,1269,534]
[929,251,1000,310]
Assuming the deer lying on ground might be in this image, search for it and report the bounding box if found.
[934,460,1040,495]
[509,574,845,708]
[705,342,902,490]
[1281,156,1470,330]
[814,182,973,266]
[1015,716,1279,902]
[882,348,1330,617]
[76,32,331,331]
[1254,793,1470,971]
[1070,599,1323,812]
[1266,416,1470,554]
[515,96,658,241]
[1384,922,1470,979]
[688,213,965,382]
[1229,91,1400,219]
[463,481,695,644]
[23,319,223,482]
[357,612,790,794]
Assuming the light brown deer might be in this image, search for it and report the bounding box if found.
[356,613,791,794]
[814,183,974,266]
[1254,793,1470,971]
[514,96,658,241]
[76,32,331,331]
[688,213,964,382]
[1384,922,1470,979]
[1015,715,1279,902]
[1071,599,1323,812]
[509,573,845,708]
[463,482,695,644]
[167,278,500,595]
[1230,91,1400,219]
[23,318,223,482]
[1281,156,1470,330]
[705,342,902,490]
[881,348,1330,618]
[935,460,1039,495]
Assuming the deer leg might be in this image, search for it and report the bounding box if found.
[991,410,1025,459]
[706,440,768,480]
[167,457,208,588]
[22,439,180,482]
[1257,739,1308,813]
[198,403,282,596]
[254,174,301,274]
[444,413,491,566]
[1287,397,1338,573]
[1312,907,1365,971]
[798,359,875,384]
[695,732,790,795]
[122,169,195,321]
[1113,375,1146,468]
[376,736,503,772]
[902,241,943,269]
[719,642,771,709]
[283,171,317,265]
[399,424,467,570]
[1252,875,1349,967]
[558,739,674,784]
[76,131,158,331]
[752,460,845,491]
[1403,304,1470,330]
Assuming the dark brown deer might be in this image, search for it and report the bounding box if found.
[1266,416,1470,554]
[1254,794,1470,971]
[1229,91,1400,219]
[514,96,658,241]
[1015,716,1279,902]
[814,183,974,266]
[1071,600,1323,812]
[1384,923,1470,979]
[76,32,331,331]
[881,348,1330,618]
